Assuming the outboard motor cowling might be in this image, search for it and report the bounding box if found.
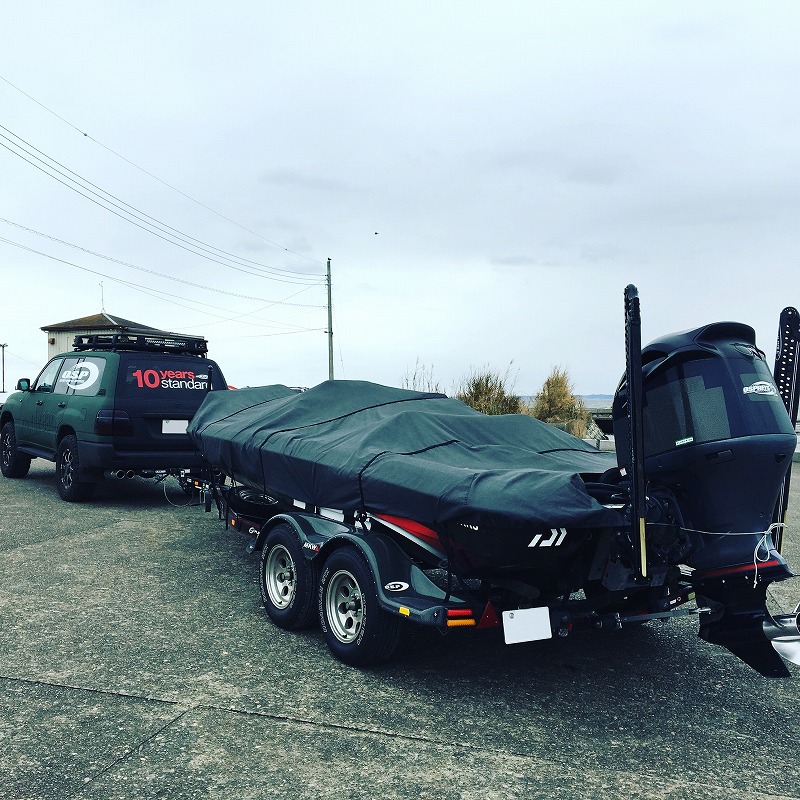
[613,321,799,676]
[614,322,796,564]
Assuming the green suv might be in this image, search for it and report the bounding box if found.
[0,332,227,501]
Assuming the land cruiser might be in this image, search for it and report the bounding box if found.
[0,332,227,501]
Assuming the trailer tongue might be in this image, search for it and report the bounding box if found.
[189,287,800,675]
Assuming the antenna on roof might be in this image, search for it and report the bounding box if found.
[99,281,105,312]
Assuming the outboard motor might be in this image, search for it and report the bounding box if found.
[614,318,800,676]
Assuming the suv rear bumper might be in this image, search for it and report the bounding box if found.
[78,441,205,477]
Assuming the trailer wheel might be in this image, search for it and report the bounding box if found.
[319,546,401,667]
[1,422,31,479]
[55,435,96,502]
[259,524,318,630]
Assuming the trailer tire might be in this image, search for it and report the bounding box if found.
[1,422,31,479]
[229,486,283,517]
[260,524,318,630]
[319,545,401,667]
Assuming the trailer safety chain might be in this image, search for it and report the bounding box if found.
[157,474,200,508]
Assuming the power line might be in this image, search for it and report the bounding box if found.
[0,125,323,284]
[0,73,325,266]
[177,292,325,331]
[240,329,328,339]
[3,349,42,367]
[0,237,325,323]
[0,125,320,283]
[0,77,337,361]
[0,217,325,303]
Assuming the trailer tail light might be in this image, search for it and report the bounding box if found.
[446,608,476,627]
[95,410,134,436]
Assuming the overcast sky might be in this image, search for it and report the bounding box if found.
[2,1,799,397]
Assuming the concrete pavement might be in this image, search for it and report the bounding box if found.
[1,461,799,799]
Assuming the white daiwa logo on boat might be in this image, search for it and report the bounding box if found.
[743,381,778,396]
[529,528,567,548]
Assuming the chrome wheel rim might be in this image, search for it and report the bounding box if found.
[264,544,296,610]
[1,433,11,469]
[60,447,74,489]
[326,569,363,644]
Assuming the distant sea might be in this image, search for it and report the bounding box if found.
[580,394,614,410]
[519,394,614,410]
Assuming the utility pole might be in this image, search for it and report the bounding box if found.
[326,258,334,380]
[0,343,7,393]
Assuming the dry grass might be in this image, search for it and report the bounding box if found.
[527,365,591,436]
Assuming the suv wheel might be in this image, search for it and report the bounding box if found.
[1,421,32,478]
[55,435,96,502]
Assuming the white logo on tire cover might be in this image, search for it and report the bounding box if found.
[384,581,409,592]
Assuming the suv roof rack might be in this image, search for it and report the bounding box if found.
[72,333,208,356]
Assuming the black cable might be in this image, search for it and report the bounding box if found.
[0,72,325,266]
[0,126,323,284]
[0,216,323,303]
[0,237,326,327]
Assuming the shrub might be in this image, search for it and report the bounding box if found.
[455,365,523,416]
[528,366,591,437]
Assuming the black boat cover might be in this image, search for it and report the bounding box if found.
[188,381,624,529]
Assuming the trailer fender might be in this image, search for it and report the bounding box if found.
[253,512,467,624]
[250,511,349,557]
[320,529,467,624]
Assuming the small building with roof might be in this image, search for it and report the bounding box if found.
[42,312,173,359]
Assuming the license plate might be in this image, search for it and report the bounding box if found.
[162,419,189,434]
[502,607,552,644]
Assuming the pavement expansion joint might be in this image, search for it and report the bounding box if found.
[0,674,183,706]
[80,704,201,791]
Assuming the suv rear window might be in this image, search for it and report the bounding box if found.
[54,356,107,396]
[117,355,226,400]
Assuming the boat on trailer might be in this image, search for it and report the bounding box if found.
[188,288,800,675]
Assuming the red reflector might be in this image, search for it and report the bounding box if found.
[477,602,500,629]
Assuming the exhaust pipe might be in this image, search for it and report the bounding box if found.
[104,470,136,479]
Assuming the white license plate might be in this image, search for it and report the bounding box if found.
[162,419,189,434]
[502,607,552,644]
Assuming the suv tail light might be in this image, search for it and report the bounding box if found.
[95,410,134,436]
